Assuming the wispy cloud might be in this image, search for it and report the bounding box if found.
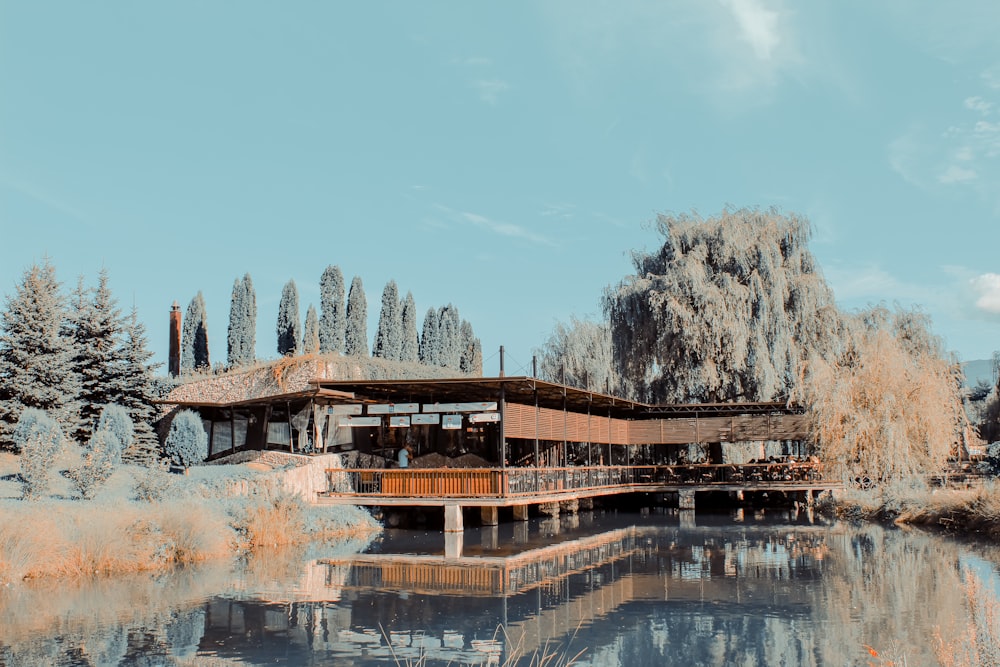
[536,0,809,106]
[474,79,510,105]
[972,273,1000,315]
[721,0,780,61]
[889,70,1000,207]
[433,203,556,247]
[0,173,90,224]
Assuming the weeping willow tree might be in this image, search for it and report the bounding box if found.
[793,305,964,481]
[534,316,614,393]
[603,207,842,403]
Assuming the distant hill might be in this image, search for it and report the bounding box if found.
[961,358,996,388]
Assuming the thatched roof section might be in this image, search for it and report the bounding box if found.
[165,354,468,406]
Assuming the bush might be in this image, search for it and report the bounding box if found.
[982,442,1000,477]
[14,408,65,500]
[131,464,173,502]
[164,410,207,470]
[69,405,134,499]
[95,404,134,454]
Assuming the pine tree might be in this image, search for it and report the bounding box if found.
[69,269,127,444]
[303,304,320,354]
[419,306,439,366]
[400,291,419,363]
[373,280,402,361]
[227,273,256,368]
[458,319,483,376]
[437,304,462,370]
[277,279,302,356]
[344,276,368,356]
[181,292,210,373]
[319,265,346,354]
[0,259,82,448]
[119,306,162,464]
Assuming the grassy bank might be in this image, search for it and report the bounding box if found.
[826,479,1000,538]
[0,451,380,584]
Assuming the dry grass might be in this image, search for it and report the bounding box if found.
[0,454,379,584]
[0,499,234,581]
[830,480,1000,538]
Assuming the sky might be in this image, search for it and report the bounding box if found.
[2,1,1000,378]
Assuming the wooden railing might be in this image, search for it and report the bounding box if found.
[326,462,825,499]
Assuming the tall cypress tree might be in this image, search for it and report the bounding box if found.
[400,291,419,364]
[437,304,462,370]
[70,269,126,444]
[303,304,320,354]
[344,276,368,357]
[459,319,483,376]
[119,306,162,464]
[227,273,256,368]
[181,292,209,373]
[419,307,439,366]
[0,259,82,448]
[277,279,301,356]
[319,265,346,354]
[373,280,402,361]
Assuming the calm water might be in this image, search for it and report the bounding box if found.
[2,508,999,666]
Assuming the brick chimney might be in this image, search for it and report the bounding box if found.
[169,301,182,376]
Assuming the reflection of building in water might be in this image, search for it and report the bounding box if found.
[193,523,833,665]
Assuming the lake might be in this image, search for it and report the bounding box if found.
[2,507,998,666]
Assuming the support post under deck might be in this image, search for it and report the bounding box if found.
[444,504,464,533]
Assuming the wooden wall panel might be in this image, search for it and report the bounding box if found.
[504,403,809,445]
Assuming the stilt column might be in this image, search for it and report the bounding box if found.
[480,506,498,526]
[444,504,464,533]
[679,489,696,510]
[513,505,530,521]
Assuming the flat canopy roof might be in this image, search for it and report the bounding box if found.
[310,375,643,417]
[308,377,802,419]
[160,375,802,419]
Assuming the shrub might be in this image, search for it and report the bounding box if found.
[131,464,173,502]
[982,442,1000,477]
[164,410,207,470]
[70,405,134,499]
[95,404,134,454]
[14,408,65,500]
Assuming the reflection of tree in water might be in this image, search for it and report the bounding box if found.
[812,524,972,665]
[166,608,206,659]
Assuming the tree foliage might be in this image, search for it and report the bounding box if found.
[14,408,65,499]
[68,270,128,444]
[458,319,483,376]
[319,265,346,354]
[373,280,402,361]
[227,273,256,368]
[165,409,207,469]
[793,305,964,482]
[276,279,301,357]
[119,306,162,463]
[181,292,210,373]
[604,208,841,403]
[536,316,613,391]
[0,259,81,448]
[344,276,368,357]
[419,306,439,366]
[437,304,461,370]
[399,291,419,363]
[70,404,132,499]
[302,304,320,355]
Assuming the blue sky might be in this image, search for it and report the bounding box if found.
[2,1,999,376]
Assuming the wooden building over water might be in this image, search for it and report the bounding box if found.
[162,375,811,467]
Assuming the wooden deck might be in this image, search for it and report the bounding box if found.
[318,462,841,508]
